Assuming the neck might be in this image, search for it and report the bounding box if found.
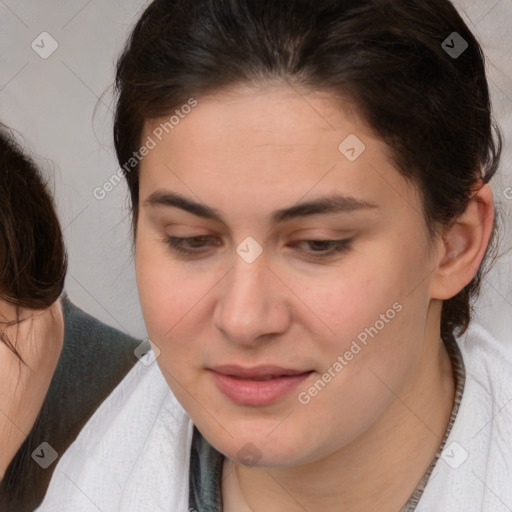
[223,322,455,512]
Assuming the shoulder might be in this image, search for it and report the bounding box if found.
[64,352,178,447]
[416,322,512,511]
[453,321,512,443]
[0,294,145,510]
[50,293,144,423]
[48,292,145,426]
[60,292,140,358]
[37,355,193,511]
[456,321,512,392]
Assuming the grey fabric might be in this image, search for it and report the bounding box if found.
[0,292,142,512]
[189,426,225,512]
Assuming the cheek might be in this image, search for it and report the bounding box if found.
[296,238,432,387]
[134,219,431,369]
[135,239,181,338]
[299,252,405,343]
[135,237,212,366]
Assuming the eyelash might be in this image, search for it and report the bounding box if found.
[164,235,352,259]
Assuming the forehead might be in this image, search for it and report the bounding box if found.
[144,84,370,155]
[138,84,420,225]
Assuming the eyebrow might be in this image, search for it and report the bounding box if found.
[144,191,379,225]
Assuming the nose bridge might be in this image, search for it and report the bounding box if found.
[214,252,287,344]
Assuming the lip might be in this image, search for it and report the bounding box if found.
[209,365,314,406]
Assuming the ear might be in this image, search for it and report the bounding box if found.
[430,181,495,300]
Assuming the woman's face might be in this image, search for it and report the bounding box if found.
[135,84,442,467]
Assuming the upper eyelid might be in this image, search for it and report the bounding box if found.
[162,226,355,238]
[166,234,350,243]
[165,235,352,250]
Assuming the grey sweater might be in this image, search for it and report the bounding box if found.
[0,292,142,511]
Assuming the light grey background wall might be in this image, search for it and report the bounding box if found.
[1,0,152,339]
[0,0,511,344]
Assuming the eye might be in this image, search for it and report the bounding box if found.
[164,235,218,255]
[164,235,352,259]
[292,239,352,259]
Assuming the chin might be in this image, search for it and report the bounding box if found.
[202,420,318,468]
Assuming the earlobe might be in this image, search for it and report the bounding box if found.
[430,182,494,300]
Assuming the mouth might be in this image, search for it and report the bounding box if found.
[209,365,314,406]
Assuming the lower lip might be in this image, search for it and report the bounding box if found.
[211,371,313,406]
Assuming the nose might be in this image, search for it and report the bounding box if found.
[213,253,291,347]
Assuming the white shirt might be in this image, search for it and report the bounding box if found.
[36,323,512,511]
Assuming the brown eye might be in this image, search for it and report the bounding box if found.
[164,235,219,255]
[295,239,352,257]
[164,236,352,260]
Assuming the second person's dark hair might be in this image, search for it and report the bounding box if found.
[0,126,67,356]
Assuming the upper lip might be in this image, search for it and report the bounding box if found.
[210,365,311,379]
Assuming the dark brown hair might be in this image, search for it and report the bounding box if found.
[0,126,67,357]
[112,0,502,340]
